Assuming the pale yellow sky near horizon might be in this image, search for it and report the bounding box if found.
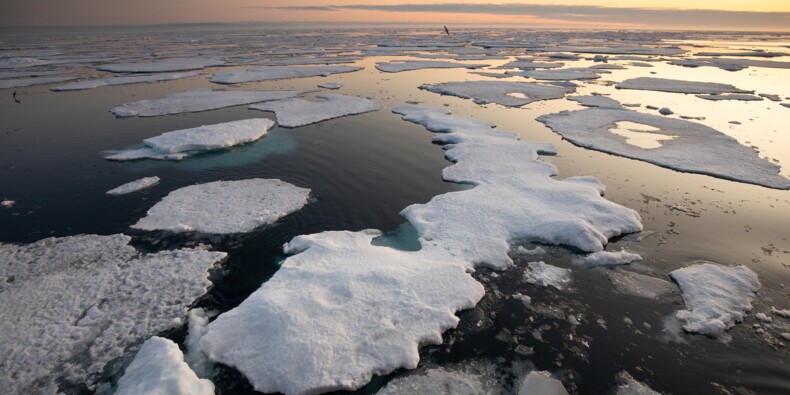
[1,1,788,30]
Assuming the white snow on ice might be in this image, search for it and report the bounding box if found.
[51,71,201,91]
[523,261,572,290]
[115,337,214,395]
[419,81,573,107]
[572,249,642,267]
[517,371,569,395]
[249,94,381,127]
[210,65,361,84]
[111,89,311,117]
[617,77,752,94]
[97,58,224,73]
[106,176,160,195]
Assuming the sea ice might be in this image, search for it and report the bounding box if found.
[106,176,160,195]
[97,58,224,73]
[517,371,569,395]
[617,77,752,94]
[249,94,381,127]
[111,89,311,117]
[568,95,623,109]
[375,60,487,72]
[210,65,361,84]
[696,50,786,58]
[115,337,214,395]
[496,59,564,69]
[0,57,51,68]
[572,249,642,267]
[132,179,310,234]
[419,81,573,107]
[51,71,201,91]
[318,81,343,89]
[670,263,761,336]
[0,234,226,393]
[523,261,572,290]
[696,93,764,101]
[1,200,14,208]
[524,45,686,56]
[508,67,603,80]
[607,270,677,299]
[184,309,212,379]
[615,371,661,395]
[377,367,490,395]
[516,246,547,256]
[199,230,484,395]
[537,107,790,189]
[0,75,76,89]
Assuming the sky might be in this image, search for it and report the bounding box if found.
[1,1,789,31]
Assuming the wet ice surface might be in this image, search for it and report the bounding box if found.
[111,89,311,117]
[419,81,573,106]
[209,65,362,84]
[249,94,381,127]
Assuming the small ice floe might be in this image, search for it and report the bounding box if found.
[115,337,214,395]
[512,292,532,305]
[132,179,310,234]
[0,57,51,68]
[0,75,76,89]
[516,245,547,256]
[318,81,342,89]
[419,81,573,107]
[592,55,609,62]
[755,313,773,323]
[1,200,14,208]
[106,119,275,161]
[696,50,787,58]
[199,230,484,395]
[567,95,622,109]
[508,67,603,80]
[543,53,582,60]
[209,65,361,84]
[51,71,201,91]
[523,261,572,290]
[375,60,488,73]
[377,366,490,395]
[537,108,790,189]
[518,371,569,395]
[670,262,761,336]
[106,176,160,195]
[0,234,226,393]
[257,56,360,66]
[783,103,790,109]
[615,371,661,395]
[96,58,224,73]
[607,269,676,299]
[696,93,764,101]
[772,307,790,319]
[495,59,564,69]
[616,77,752,94]
[111,89,311,117]
[572,249,642,267]
[758,93,781,102]
[590,64,627,70]
[629,61,654,67]
[249,94,381,128]
[658,107,673,116]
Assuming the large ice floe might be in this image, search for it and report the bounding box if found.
[537,107,790,189]
[106,176,160,195]
[105,119,275,161]
[375,60,488,73]
[209,65,361,84]
[51,70,201,91]
[199,230,485,395]
[115,337,214,395]
[111,89,310,117]
[670,263,761,336]
[0,234,226,393]
[616,77,752,94]
[96,58,224,73]
[419,81,573,107]
[132,179,310,234]
[249,94,381,127]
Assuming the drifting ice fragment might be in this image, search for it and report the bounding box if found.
[250,94,381,127]
[115,337,214,395]
[523,261,572,290]
[106,176,160,195]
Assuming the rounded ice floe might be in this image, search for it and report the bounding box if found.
[615,371,661,395]
[419,81,574,107]
[375,60,488,73]
[537,107,790,189]
[132,179,310,234]
[670,262,761,336]
[0,234,226,393]
[115,337,214,395]
[571,249,642,267]
[97,58,224,73]
[523,261,572,290]
[249,94,381,127]
[106,119,276,161]
[616,77,752,94]
[199,230,484,395]
[209,65,362,84]
[51,70,201,91]
[106,176,160,195]
[111,88,312,117]
[518,371,569,395]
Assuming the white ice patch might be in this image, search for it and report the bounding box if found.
[508,68,604,80]
[250,94,381,127]
[395,106,642,270]
[419,81,573,107]
[115,337,214,395]
[184,309,212,379]
[617,77,752,94]
[0,234,226,393]
[111,89,311,117]
[615,371,661,395]
[516,246,547,256]
[200,230,484,395]
[523,261,572,290]
[518,371,570,395]
[210,65,361,84]
[106,119,275,161]
[97,58,224,73]
[132,179,310,234]
[0,75,76,89]
[670,263,761,336]
[376,60,487,72]
[51,71,201,91]
[106,176,160,195]
[572,249,642,267]
[537,108,790,189]
[607,270,677,299]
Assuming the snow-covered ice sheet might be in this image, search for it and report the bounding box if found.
[518,371,569,395]
[670,263,761,336]
[523,261,572,290]
[0,234,226,393]
[200,230,484,395]
[617,77,752,94]
[97,58,224,73]
[132,179,310,234]
[111,89,310,117]
[115,337,214,395]
[210,65,361,84]
[572,249,642,267]
[376,60,488,72]
[0,75,76,89]
[419,81,573,107]
[106,119,275,161]
[51,70,201,91]
[537,108,790,189]
[250,94,380,127]
[106,176,160,195]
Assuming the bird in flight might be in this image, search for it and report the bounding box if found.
[444,25,450,35]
